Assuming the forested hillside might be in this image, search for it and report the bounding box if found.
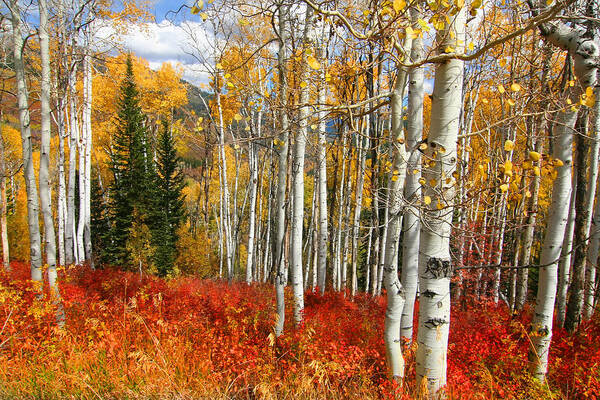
[0,0,599,398]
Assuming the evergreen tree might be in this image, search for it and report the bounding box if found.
[90,174,109,265]
[105,55,156,267]
[152,121,185,276]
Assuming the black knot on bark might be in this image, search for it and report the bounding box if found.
[425,257,453,279]
[424,318,447,328]
[422,289,437,298]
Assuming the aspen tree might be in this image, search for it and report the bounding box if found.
[415,2,466,395]
[401,6,424,342]
[383,32,412,383]
[274,1,290,336]
[9,0,43,282]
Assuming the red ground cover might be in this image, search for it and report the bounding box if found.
[0,262,596,399]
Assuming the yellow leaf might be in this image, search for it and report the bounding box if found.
[482,98,489,104]
[245,125,250,131]
[200,12,208,21]
[554,159,564,167]
[429,179,437,187]
[306,55,321,70]
[239,18,249,26]
[227,82,234,88]
[529,151,541,162]
[445,46,455,53]
[392,175,399,181]
[503,160,513,173]
[393,0,406,12]
[533,166,540,176]
[234,113,243,121]
[418,18,430,31]
[511,83,521,92]
[498,84,505,94]
[468,42,475,52]
[507,99,515,106]
[525,190,532,198]
[310,124,317,130]
[419,143,428,150]
[500,183,509,192]
[436,201,444,210]
[504,140,514,151]
[424,196,432,205]
[454,0,465,9]
[216,63,223,69]
[198,117,204,123]
[419,177,426,185]
[300,81,308,88]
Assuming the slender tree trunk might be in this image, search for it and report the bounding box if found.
[565,107,597,332]
[383,35,412,384]
[0,131,9,271]
[40,0,64,325]
[274,2,290,337]
[557,180,576,327]
[83,54,93,267]
[66,64,79,265]
[316,47,328,295]
[351,124,368,296]
[415,6,466,396]
[401,10,423,341]
[529,107,576,381]
[10,0,43,282]
[246,140,258,284]
[585,101,600,319]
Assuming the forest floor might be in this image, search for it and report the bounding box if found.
[0,262,597,399]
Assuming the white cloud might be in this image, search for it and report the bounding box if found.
[94,19,216,86]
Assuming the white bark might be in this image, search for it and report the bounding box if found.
[246,140,258,284]
[10,0,43,281]
[530,109,576,381]
[415,6,466,396]
[401,9,424,341]
[290,6,316,324]
[383,35,411,383]
[583,85,600,320]
[0,130,9,271]
[557,179,576,327]
[316,53,328,295]
[66,64,79,265]
[274,2,290,337]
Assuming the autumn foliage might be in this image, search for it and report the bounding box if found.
[0,262,597,399]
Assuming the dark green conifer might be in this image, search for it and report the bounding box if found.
[152,121,185,276]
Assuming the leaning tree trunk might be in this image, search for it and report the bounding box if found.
[10,0,43,282]
[400,8,423,342]
[383,35,412,384]
[415,5,466,397]
[529,1,598,379]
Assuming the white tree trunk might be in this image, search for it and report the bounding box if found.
[274,2,290,337]
[10,0,43,282]
[415,6,466,396]
[401,9,424,341]
[66,65,79,265]
[316,54,328,295]
[0,132,9,271]
[557,180,576,327]
[246,140,258,284]
[383,36,412,384]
